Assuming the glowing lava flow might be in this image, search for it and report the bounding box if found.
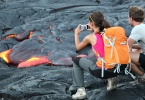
[0,49,12,63]
[0,50,52,68]
[18,56,52,68]
[0,30,53,68]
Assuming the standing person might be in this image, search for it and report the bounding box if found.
[70,12,123,100]
[127,6,145,81]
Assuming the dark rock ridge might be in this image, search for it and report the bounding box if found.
[0,0,145,100]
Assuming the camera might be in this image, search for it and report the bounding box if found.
[80,24,90,31]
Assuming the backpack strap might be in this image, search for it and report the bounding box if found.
[101,57,105,77]
[113,64,121,73]
[124,40,136,79]
[103,32,116,58]
[97,56,105,77]
[125,63,136,80]
[113,63,136,80]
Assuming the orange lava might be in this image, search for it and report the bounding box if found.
[0,49,12,63]
[18,56,52,68]
[28,31,33,39]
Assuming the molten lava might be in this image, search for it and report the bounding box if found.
[18,56,52,68]
[0,49,52,68]
[6,34,17,38]
[28,31,33,39]
[0,49,12,63]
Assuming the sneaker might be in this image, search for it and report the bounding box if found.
[72,87,86,100]
[107,77,117,91]
[69,85,77,96]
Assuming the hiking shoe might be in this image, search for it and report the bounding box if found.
[69,85,77,96]
[72,87,86,100]
[107,77,117,91]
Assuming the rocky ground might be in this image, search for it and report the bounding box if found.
[0,0,145,100]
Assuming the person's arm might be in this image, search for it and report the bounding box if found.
[128,27,142,51]
[127,38,135,49]
[74,25,90,51]
[132,44,141,49]
[127,38,136,51]
[127,38,142,51]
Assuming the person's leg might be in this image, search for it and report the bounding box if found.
[71,57,120,94]
[128,52,145,84]
[138,53,145,81]
[72,57,96,89]
[72,62,84,89]
[131,63,143,76]
[130,52,144,76]
[71,57,97,99]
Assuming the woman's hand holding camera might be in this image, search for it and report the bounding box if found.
[75,24,82,35]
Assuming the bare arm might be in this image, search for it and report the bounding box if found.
[127,38,135,50]
[127,38,141,51]
[132,44,141,49]
[74,25,90,51]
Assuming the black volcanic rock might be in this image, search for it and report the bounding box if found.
[0,0,145,100]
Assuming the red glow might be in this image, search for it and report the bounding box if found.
[6,34,16,38]
[2,34,16,40]
[28,31,33,39]
[18,56,52,68]
[70,29,73,32]
[50,25,52,29]
[56,37,61,43]
[36,36,44,38]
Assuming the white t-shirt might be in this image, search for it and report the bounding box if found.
[129,23,145,54]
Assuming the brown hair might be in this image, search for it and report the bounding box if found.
[129,6,144,22]
[89,12,111,31]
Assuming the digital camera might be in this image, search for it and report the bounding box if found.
[80,24,90,31]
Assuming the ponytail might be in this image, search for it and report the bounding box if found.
[89,12,111,32]
[100,19,111,31]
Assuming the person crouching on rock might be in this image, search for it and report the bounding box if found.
[127,6,145,83]
[69,11,122,100]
